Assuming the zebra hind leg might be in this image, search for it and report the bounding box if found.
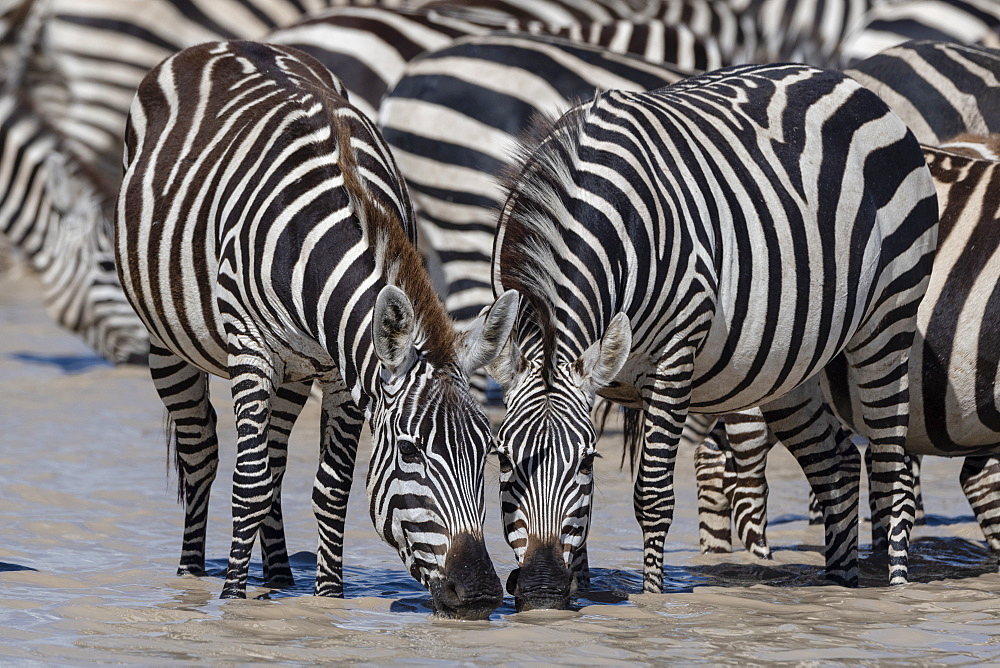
[725,410,775,560]
[149,338,219,578]
[760,380,860,587]
[959,456,1000,564]
[694,421,733,554]
[847,336,916,586]
[257,380,311,588]
[313,381,363,597]
[221,348,280,599]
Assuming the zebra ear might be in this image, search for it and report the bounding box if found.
[575,313,632,392]
[458,289,519,375]
[373,285,416,376]
[486,337,523,390]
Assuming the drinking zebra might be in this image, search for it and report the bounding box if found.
[488,64,938,608]
[114,40,517,617]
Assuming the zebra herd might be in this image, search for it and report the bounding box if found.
[3,0,1000,619]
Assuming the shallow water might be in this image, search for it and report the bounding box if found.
[2,273,1000,665]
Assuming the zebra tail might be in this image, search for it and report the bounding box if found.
[620,406,643,475]
[595,400,644,474]
[163,410,184,505]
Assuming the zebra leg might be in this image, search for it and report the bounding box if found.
[760,380,861,587]
[808,491,824,525]
[634,350,693,593]
[695,420,733,554]
[220,350,279,599]
[912,455,925,526]
[867,447,923,556]
[149,338,219,578]
[725,410,775,560]
[570,545,591,591]
[258,380,311,588]
[313,381,363,597]
[959,456,1000,557]
[848,352,916,586]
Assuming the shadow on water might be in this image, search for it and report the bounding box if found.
[0,562,38,573]
[9,352,111,373]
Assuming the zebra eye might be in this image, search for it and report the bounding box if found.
[579,453,595,476]
[497,451,513,474]
[398,437,420,462]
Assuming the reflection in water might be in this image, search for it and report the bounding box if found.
[8,352,112,373]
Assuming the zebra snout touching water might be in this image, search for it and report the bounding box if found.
[489,63,939,608]
[114,40,518,618]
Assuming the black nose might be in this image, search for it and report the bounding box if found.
[512,541,575,611]
[431,533,503,620]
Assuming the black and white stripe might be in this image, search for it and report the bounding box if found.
[840,0,1000,66]
[379,32,694,326]
[0,79,147,363]
[844,40,1000,145]
[114,41,517,617]
[488,63,938,607]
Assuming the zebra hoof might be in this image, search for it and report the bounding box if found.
[176,565,207,577]
[219,586,247,599]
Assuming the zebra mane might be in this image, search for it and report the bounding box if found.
[335,121,458,369]
[496,100,592,379]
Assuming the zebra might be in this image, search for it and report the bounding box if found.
[114,40,518,617]
[696,136,1000,568]
[694,42,1000,559]
[843,40,1000,145]
[0,69,148,363]
[487,63,938,609]
[839,0,1000,66]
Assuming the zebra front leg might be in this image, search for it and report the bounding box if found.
[258,381,311,588]
[959,456,1000,557]
[634,352,693,593]
[313,382,362,597]
[149,338,219,578]
[725,410,774,560]
[694,420,733,554]
[570,545,590,591]
[221,350,279,599]
[761,380,860,587]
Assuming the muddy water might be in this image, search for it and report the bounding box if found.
[2,272,1000,665]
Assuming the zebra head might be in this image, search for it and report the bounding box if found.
[489,313,632,610]
[366,285,519,619]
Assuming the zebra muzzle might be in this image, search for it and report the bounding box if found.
[430,532,503,620]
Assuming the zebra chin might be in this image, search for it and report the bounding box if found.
[426,532,503,620]
[506,540,576,611]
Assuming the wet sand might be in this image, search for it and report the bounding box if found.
[2,271,1000,664]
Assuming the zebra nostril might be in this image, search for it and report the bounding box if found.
[443,579,466,604]
[506,568,520,596]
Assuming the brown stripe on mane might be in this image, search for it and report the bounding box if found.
[335,119,457,368]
